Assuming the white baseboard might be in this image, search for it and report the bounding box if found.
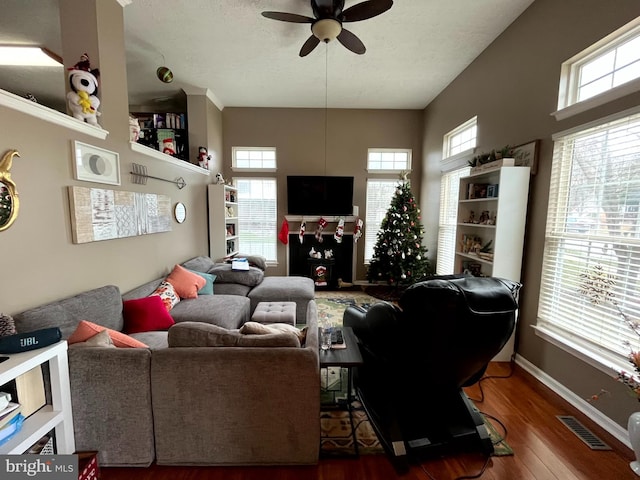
[514,354,632,450]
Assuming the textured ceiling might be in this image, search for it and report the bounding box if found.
[0,0,534,111]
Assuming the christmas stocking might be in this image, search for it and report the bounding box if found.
[334,218,344,243]
[278,218,289,245]
[315,217,328,243]
[353,218,364,242]
[299,221,306,244]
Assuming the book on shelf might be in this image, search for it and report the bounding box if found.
[0,412,25,446]
[0,402,21,429]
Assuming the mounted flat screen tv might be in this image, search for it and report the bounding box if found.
[287,176,354,216]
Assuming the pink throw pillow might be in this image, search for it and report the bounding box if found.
[165,264,206,299]
[123,295,175,334]
[68,320,148,348]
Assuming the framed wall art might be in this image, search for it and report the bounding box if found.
[73,141,121,185]
[513,139,540,175]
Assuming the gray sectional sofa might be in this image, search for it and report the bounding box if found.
[13,256,319,467]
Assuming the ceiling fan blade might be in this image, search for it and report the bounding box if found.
[261,11,314,23]
[342,0,393,22]
[337,28,366,55]
[312,0,345,19]
[299,35,321,57]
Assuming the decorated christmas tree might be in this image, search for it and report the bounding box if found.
[367,179,432,286]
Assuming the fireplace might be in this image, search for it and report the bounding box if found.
[288,233,354,288]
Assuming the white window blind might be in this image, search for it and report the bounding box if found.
[365,180,399,262]
[436,167,471,275]
[235,178,277,262]
[537,110,640,372]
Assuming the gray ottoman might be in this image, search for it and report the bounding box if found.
[248,276,315,325]
[251,301,296,326]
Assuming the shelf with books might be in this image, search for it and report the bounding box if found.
[130,111,189,161]
[0,341,74,455]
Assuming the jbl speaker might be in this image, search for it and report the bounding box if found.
[0,328,62,354]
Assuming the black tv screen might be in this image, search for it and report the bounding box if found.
[287,176,354,216]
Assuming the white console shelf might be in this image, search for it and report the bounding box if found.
[0,341,75,455]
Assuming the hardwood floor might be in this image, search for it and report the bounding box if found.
[100,363,635,480]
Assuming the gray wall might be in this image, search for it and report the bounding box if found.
[421,0,640,428]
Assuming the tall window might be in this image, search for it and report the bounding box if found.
[436,118,477,274]
[536,109,640,374]
[436,167,471,274]
[557,17,640,116]
[235,178,277,262]
[365,180,400,263]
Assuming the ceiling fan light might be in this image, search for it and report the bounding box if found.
[312,19,342,43]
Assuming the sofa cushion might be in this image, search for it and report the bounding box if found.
[208,263,264,286]
[14,285,124,340]
[181,256,217,273]
[166,265,206,299]
[168,322,300,348]
[239,321,305,343]
[169,295,250,330]
[69,320,148,348]
[185,269,216,296]
[68,329,115,348]
[233,253,267,271]
[123,296,175,334]
[150,281,180,310]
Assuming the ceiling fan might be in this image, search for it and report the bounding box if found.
[262,0,393,57]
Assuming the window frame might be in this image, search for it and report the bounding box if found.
[231,147,277,172]
[442,116,477,159]
[535,105,640,379]
[366,148,412,174]
[233,176,278,264]
[364,179,402,264]
[554,16,640,121]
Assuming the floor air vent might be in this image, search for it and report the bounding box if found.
[556,415,611,450]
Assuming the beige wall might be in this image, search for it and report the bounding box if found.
[0,1,216,315]
[222,107,423,279]
[421,0,640,428]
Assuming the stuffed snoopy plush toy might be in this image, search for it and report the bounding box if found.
[67,53,101,128]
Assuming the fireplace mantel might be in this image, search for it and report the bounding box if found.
[284,215,358,223]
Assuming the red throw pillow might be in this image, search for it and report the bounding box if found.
[165,264,206,299]
[123,295,175,334]
[68,320,148,348]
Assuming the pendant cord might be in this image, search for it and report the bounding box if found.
[324,43,328,176]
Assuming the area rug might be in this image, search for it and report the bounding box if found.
[314,290,382,327]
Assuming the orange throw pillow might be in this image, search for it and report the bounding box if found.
[68,320,148,348]
[165,264,206,299]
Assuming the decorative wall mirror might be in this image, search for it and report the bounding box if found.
[174,202,186,224]
[0,150,20,232]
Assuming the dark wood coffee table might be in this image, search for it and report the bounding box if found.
[319,326,364,456]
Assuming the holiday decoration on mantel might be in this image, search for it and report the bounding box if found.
[366,180,432,286]
[299,221,306,244]
[353,217,363,242]
[334,218,344,243]
[315,217,328,242]
[278,218,289,245]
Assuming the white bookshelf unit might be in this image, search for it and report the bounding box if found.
[208,183,239,261]
[0,341,75,454]
[455,165,530,360]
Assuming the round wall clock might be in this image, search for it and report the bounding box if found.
[174,202,186,223]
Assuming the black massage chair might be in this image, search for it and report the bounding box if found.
[343,275,521,471]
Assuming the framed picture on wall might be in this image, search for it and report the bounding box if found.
[73,141,121,185]
[513,139,540,175]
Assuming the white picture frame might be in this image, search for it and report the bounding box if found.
[73,141,121,185]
